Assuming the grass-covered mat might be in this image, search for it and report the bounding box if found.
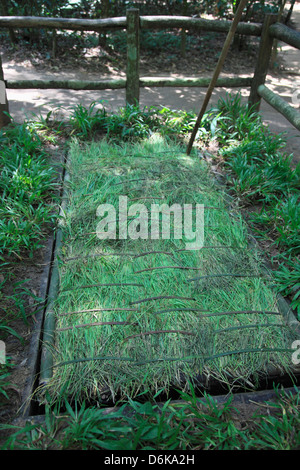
[40,136,299,404]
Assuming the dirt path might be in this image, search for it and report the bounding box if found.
[2,5,300,165]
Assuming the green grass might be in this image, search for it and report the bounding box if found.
[37,136,298,407]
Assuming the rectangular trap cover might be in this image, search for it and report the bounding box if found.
[39,137,300,405]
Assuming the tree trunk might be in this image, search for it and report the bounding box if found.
[270,0,287,69]
[0,0,16,44]
[99,0,110,46]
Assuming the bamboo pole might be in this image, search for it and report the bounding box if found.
[258,84,300,131]
[5,78,126,90]
[186,0,249,155]
[126,9,140,105]
[0,15,262,36]
[39,227,62,385]
[39,170,71,385]
[139,76,252,88]
[140,15,262,36]
[5,76,252,91]
[269,22,300,49]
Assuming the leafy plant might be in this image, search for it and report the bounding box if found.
[69,101,107,138]
[106,104,160,140]
[2,385,300,450]
[252,388,300,450]
[158,106,197,136]
[273,262,300,316]
[0,121,57,259]
[250,194,300,254]
[212,93,263,144]
[224,152,300,202]
[214,92,300,317]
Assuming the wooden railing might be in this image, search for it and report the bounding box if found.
[0,9,299,131]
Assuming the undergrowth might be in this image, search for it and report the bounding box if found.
[210,93,300,317]
[0,121,58,259]
[2,385,300,450]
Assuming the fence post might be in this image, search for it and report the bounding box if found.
[126,8,140,106]
[248,13,278,110]
[0,54,10,129]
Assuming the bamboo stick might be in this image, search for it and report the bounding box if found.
[39,168,71,385]
[123,329,196,341]
[199,310,281,317]
[186,0,249,155]
[126,9,140,105]
[0,14,262,36]
[214,323,288,334]
[139,76,252,88]
[204,347,294,362]
[187,273,268,282]
[57,321,131,332]
[134,266,201,273]
[129,295,195,305]
[58,307,139,316]
[153,308,209,315]
[61,283,144,292]
[5,76,253,91]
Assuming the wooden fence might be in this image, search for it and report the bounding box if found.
[0,9,300,131]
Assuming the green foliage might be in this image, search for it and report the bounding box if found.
[223,149,300,202]
[27,109,66,144]
[158,106,197,136]
[106,104,160,140]
[0,121,57,259]
[2,386,300,450]
[5,0,282,20]
[213,93,263,143]
[273,262,300,316]
[108,29,197,54]
[0,120,58,419]
[68,102,215,142]
[250,194,300,255]
[249,193,300,315]
[252,388,300,450]
[70,101,107,139]
[214,92,300,318]
[69,102,161,140]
